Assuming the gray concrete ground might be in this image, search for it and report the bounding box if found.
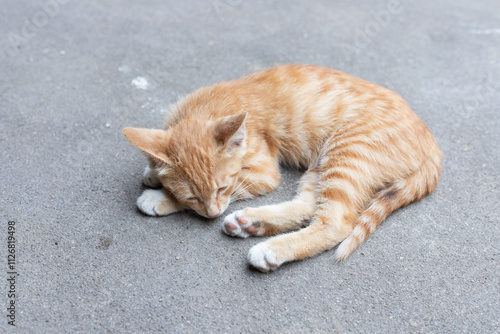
[1,0,499,333]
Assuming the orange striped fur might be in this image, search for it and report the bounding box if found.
[123,64,442,272]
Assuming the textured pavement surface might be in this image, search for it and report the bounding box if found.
[1,0,499,333]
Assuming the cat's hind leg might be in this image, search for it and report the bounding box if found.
[246,142,378,271]
[222,169,318,238]
[247,193,357,272]
[335,155,442,261]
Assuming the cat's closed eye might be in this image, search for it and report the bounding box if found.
[186,196,199,202]
[217,186,228,194]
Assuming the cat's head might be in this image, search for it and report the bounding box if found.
[123,112,247,218]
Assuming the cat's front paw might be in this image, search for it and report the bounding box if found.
[143,166,161,188]
[222,210,262,238]
[137,189,180,216]
[248,242,282,272]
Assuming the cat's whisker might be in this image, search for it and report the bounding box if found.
[231,179,255,201]
[230,168,254,198]
[233,179,252,196]
[235,182,256,200]
[232,174,254,195]
[232,186,250,199]
[231,184,248,200]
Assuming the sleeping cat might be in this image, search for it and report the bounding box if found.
[123,64,442,272]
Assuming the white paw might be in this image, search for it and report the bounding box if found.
[137,189,168,216]
[248,242,280,272]
[143,166,161,188]
[222,211,250,238]
[222,210,261,238]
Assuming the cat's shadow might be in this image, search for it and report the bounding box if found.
[244,259,303,275]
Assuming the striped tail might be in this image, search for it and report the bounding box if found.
[335,155,442,261]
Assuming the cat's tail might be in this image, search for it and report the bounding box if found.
[335,154,442,261]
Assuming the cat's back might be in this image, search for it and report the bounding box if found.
[166,65,440,168]
[240,65,438,165]
[168,64,405,125]
[218,64,421,132]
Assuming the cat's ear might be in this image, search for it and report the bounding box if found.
[122,127,170,164]
[214,112,247,152]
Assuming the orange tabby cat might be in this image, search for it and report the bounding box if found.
[123,64,442,272]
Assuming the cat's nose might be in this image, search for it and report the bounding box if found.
[206,204,220,218]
